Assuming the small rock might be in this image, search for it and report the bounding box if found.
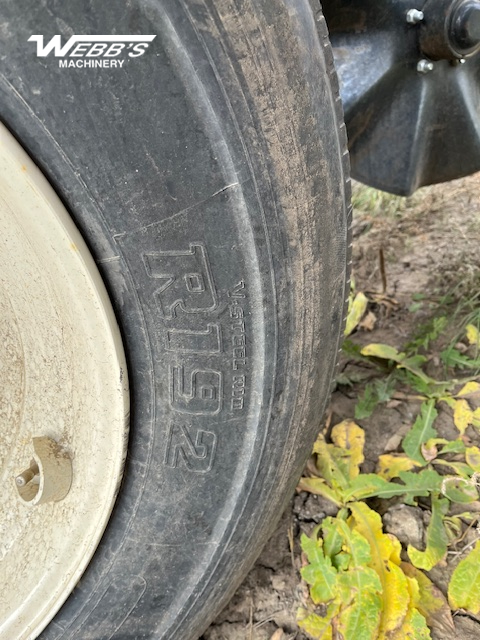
[386,400,402,409]
[359,310,377,331]
[298,494,326,523]
[298,521,316,538]
[292,493,306,516]
[271,575,286,591]
[384,433,403,452]
[383,505,424,548]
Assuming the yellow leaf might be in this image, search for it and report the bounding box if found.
[389,572,430,640]
[466,324,480,347]
[401,562,456,637]
[387,533,403,567]
[376,454,420,480]
[361,343,401,361]
[376,561,411,639]
[297,606,334,639]
[466,446,480,472]
[404,571,421,609]
[472,407,480,428]
[453,399,474,435]
[457,381,480,397]
[348,502,393,578]
[448,540,480,614]
[348,503,411,637]
[345,291,368,337]
[331,420,365,479]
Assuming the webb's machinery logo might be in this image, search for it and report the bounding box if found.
[28,35,156,68]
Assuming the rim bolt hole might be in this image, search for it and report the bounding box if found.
[15,437,72,505]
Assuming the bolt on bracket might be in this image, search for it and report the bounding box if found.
[15,437,73,505]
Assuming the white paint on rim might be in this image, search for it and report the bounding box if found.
[0,123,129,640]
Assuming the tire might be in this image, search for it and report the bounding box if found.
[1,1,350,638]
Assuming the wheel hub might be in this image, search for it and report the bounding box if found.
[322,0,480,194]
[0,124,129,640]
[420,0,480,60]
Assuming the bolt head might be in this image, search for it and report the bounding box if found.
[417,59,435,73]
[407,8,424,24]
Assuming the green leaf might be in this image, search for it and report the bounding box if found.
[402,370,436,397]
[333,519,383,640]
[396,608,432,640]
[299,512,385,640]
[303,566,338,605]
[402,400,438,464]
[355,382,381,420]
[448,540,480,614]
[332,552,351,572]
[406,315,447,353]
[301,532,330,566]
[322,517,344,559]
[397,355,440,391]
[408,495,449,570]
[341,339,370,362]
[296,477,343,507]
[344,468,442,502]
[335,520,373,568]
[433,459,473,478]
[402,354,428,370]
[435,438,466,455]
[336,578,382,640]
[374,377,396,403]
[441,476,479,503]
[441,347,480,370]
[355,378,395,420]
[396,470,443,504]
[336,370,370,387]
[343,473,394,501]
[300,535,338,604]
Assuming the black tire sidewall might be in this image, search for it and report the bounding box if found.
[0,2,350,638]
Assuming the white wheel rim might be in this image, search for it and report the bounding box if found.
[0,124,129,640]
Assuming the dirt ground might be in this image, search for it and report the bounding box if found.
[202,173,480,640]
